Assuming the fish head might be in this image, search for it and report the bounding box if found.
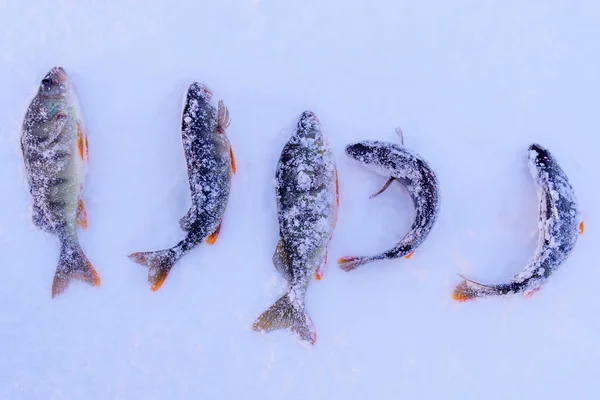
[528,143,553,171]
[295,111,323,141]
[183,82,213,118]
[344,141,380,165]
[37,67,71,100]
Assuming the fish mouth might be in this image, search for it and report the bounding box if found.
[188,82,213,101]
[344,142,370,160]
[47,66,69,85]
[297,110,320,132]
[528,143,549,163]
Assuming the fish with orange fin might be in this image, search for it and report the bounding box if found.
[338,128,440,271]
[453,143,581,301]
[128,83,235,291]
[21,67,99,298]
[252,111,338,345]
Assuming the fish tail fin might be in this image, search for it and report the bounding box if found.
[252,291,317,345]
[337,255,370,272]
[452,275,502,302]
[52,239,100,298]
[128,249,179,291]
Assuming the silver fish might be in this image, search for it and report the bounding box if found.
[128,83,235,291]
[338,129,440,271]
[252,111,338,345]
[21,67,100,298]
[453,143,583,301]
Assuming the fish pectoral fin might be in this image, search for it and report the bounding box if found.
[230,144,236,175]
[579,221,584,234]
[206,221,222,245]
[76,123,87,161]
[273,238,293,281]
[369,177,395,199]
[216,100,231,134]
[76,198,88,230]
[525,287,541,298]
[179,205,197,231]
[44,112,69,145]
[405,252,414,259]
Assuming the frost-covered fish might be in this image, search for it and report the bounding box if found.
[252,111,338,345]
[128,83,235,291]
[453,143,583,301]
[338,129,440,271]
[21,67,100,298]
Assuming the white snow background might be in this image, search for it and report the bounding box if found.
[1,1,598,399]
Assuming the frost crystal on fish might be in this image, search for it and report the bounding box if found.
[453,143,580,301]
[128,82,234,291]
[252,111,337,345]
[340,139,440,269]
[512,144,579,289]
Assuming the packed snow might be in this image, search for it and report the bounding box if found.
[1,1,599,399]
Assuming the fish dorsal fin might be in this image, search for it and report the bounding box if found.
[395,127,404,145]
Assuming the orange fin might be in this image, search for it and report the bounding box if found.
[579,221,584,234]
[52,241,100,298]
[77,123,86,161]
[525,287,540,298]
[405,252,414,260]
[76,198,87,230]
[206,221,222,245]
[335,170,339,207]
[315,251,328,281]
[230,144,236,174]
[128,250,177,292]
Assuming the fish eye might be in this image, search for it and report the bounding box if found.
[41,78,53,86]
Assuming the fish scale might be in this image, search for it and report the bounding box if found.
[21,67,99,298]
[252,111,338,345]
[128,82,234,291]
[453,143,582,300]
[338,136,440,271]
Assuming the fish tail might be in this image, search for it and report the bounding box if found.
[128,248,180,291]
[52,239,101,298]
[252,290,317,345]
[452,275,505,302]
[337,255,371,272]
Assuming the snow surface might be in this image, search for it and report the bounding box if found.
[1,1,599,399]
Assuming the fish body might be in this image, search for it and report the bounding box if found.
[21,67,99,297]
[338,137,440,271]
[128,83,235,291]
[453,143,581,300]
[252,111,338,345]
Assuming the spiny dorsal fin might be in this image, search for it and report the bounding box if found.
[395,127,404,145]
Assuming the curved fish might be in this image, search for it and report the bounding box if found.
[252,111,338,345]
[128,83,235,291]
[338,130,440,271]
[21,67,100,298]
[453,143,583,301]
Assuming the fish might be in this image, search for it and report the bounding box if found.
[128,82,235,291]
[338,128,440,271]
[20,67,100,298]
[453,143,582,301]
[252,111,338,345]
